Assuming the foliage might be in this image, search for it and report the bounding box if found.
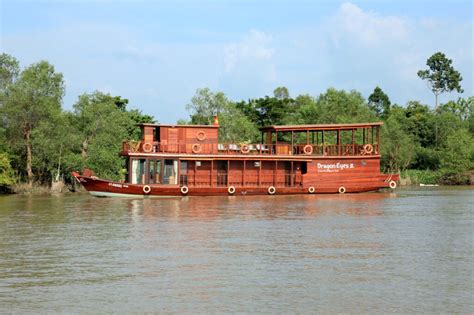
[439,128,474,172]
[368,86,391,119]
[187,88,259,142]
[401,169,441,185]
[417,52,464,107]
[0,153,17,186]
[1,52,472,190]
[186,87,227,125]
[0,53,20,105]
[67,91,138,180]
[315,88,376,124]
[1,58,65,186]
[380,116,415,171]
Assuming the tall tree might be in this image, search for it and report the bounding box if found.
[417,52,464,108]
[1,61,64,187]
[186,88,227,125]
[273,86,290,100]
[0,53,20,106]
[186,88,258,142]
[368,86,391,118]
[64,92,136,180]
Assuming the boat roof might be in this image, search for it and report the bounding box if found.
[137,122,382,131]
[138,123,219,129]
[259,122,383,132]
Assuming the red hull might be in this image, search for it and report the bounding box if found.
[73,172,399,197]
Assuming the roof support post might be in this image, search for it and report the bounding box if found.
[243,160,246,187]
[352,129,355,155]
[377,126,380,153]
[291,131,294,154]
[210,160,213,187]
[337,130,341,156]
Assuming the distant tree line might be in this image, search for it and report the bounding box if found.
[0,51,472,190]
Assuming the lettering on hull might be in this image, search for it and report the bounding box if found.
[108,183,129,188]
[317,162,355,173]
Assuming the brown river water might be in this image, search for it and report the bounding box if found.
[0,187,472,313]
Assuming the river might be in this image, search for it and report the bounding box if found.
[0,187,472,313]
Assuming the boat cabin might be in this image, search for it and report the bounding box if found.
[121,121,383,189]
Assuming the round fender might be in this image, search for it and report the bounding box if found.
[192,143,202,154]
[180,186,189,195]
[142,142,153,153]
[143,185,151,194]
[303,145,313,155]
[338,186,346,194]
[268,186,276,195]
[240,145,250,154]
[228,186,236,195]
[363,144,374,155]
[308,186,315,194]
[196,131,207,141]
[389,180,397,189]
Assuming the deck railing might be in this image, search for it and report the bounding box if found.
[121,140,380,157]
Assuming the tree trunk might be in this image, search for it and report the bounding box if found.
[24,126,33,188]
[81,138,89,158]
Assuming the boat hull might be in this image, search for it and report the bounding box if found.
[73,173,399,198]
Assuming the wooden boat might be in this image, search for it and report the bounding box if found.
[72,118,399,197]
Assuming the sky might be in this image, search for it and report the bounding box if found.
[1,0,472,123]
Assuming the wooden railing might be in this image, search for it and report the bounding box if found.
[121,140,380,157]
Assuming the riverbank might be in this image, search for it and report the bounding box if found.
[400,169,473,186]
[2,176,472,196]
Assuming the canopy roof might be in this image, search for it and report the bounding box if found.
[259,122,383,132]
[138,123,219,129]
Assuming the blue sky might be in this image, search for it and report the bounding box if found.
[1,0,472,123]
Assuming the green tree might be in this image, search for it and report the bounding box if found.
[1,60,65,187]
[440,128,474,172]
[68,91,133,179]
[293,94,318,124]
[315,88,375,124]
[186,88,258,142]
[439,96,473,122]
[404,101,436,147]
[368,86,391,118]
[186,88,227,125]
[0,53,20,106]
[417,52,464,108]
[273,86,290,100]
[0,153,17,187]
[380,116,415,171]
[126,109,155,140]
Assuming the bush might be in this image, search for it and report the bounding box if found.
[401,169,441,185]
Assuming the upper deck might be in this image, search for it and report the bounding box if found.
[121,121,383,158]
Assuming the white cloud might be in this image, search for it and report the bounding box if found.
[224,30,274,73]
[329,2,409,46]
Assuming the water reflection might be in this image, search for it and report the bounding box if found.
[0,188,472,313]
[123,193,392,221]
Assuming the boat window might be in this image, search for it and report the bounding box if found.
[149,159,161,184]
[163,159,178,185]
[131,159,146,184]
[301,162,307,174]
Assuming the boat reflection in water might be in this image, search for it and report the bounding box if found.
[126,192,395,221]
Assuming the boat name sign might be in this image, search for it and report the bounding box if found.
[108,183,129,188]
[317,162,354,173]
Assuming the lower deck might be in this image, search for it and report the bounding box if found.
[126,156,384,188]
